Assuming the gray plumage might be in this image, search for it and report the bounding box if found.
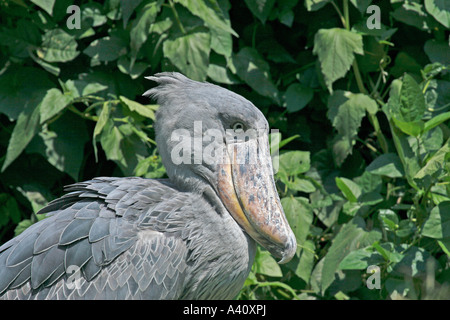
[0,178,253,299]
[0,72,295,300]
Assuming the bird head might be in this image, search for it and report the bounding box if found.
[144,72,296,264]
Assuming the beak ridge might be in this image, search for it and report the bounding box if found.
[217,131,297,264]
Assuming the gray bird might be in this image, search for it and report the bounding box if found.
[0,72,296,300]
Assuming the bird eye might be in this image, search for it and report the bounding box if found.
[232,122,245,132]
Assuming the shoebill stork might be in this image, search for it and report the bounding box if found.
[0,72,296,300]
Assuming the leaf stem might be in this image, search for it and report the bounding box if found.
[337,0,389,154]
[254,281,299,300]
[343,0,350,30]
[68,105,98,122]
[168,0,186,34]
[330,1,346,27]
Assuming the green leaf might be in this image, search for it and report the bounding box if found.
[357,93,379,115]
[254,248,283,277]
[121,0,143,27]
[93,102,110,161]
[327,90,366,140]
[378,209,399,232]
[331,136,354,167]
[14,217,48,237]
[210,27,233,56]
[391,1,436,31]
[384,79,402,120]
[327,91,367,164]
[29,53,60,76]
[390,52,423,78]
[37,29,79,63]
[392,118,424,137]
[437,239,450,257]
[81,2,108,28]
[327,91,367,140]
[385,278,414,299]
[358,192,383,206]
[100,119,125,163]
[278,151,311,175]
[232,47,279,103]
[425,0,450,28]
[207,63,240,85]
[281,196,313,245]
[99,120,150,175]
[371,241,391,261]
[415,138,450,179]
[163,28,211,81]
[391,245,436,278]
[288,177,316,193]
[31,0,55,15]
[244,0,276,23]
[390,125,421,188]
[14,219,33,237]
[395,220,416,238]
[17,186,50,214]
[313,28,363,92]
[130,2,162,58]
[0,66,53,120]
[385,79,421,187]
[355,171,382,193]
[422,201,450,239]
[423,111,450,133]
[120,95,155,120]
[278,7,294,27]
[339,247,384,270]
[424,40,450,66]
[350,0,373,14]
[175,0,237,36]
[305,0,330,11]
[366,153,405,178]
[319,216,381,294]
[335,177,361,203]
[0,194,21,225]
[352,21,398,41]
[117,57,148,79]
[39,88,73,124]
[27,112,88,180]
[134,155,166,178]
[398,74,426,123]
[0,19,41,58]
[2,104,41,172]
[295,240,315,283]
[84,36,127,62]
[70,77,108,97]
[283,83,314,113]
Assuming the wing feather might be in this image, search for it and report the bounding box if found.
[0,177,189,299]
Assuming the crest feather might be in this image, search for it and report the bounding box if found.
[143,72,200,102]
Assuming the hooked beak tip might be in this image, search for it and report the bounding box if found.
[277,235,297,264]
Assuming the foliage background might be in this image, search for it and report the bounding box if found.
[0,0,449,300]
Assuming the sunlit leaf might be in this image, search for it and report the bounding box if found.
[313,28,363,92]
[233,47,279,103]
[281,196,313,245]
[366,153,405,178]
[422,201,450,239]
[425,0,450,28]
[319,217,381,294]
[163,28,211,81]
[1,104,41,172]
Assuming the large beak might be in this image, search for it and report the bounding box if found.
[217,130,296,264]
